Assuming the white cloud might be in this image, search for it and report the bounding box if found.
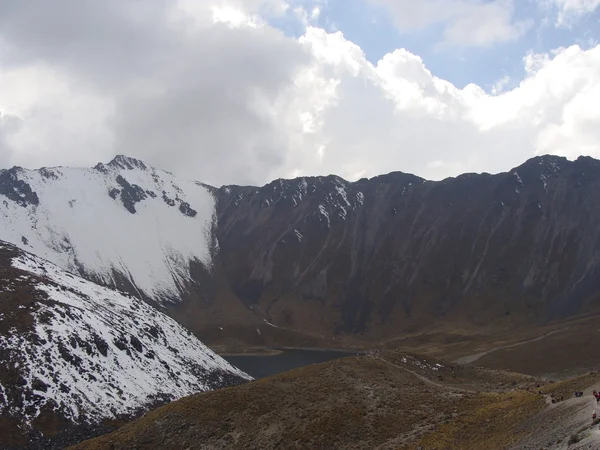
[540,0,600,27]
[369,0,533,47]
[285,29,600,181]
[0,1,600,186]
[0,63,115,169]
[491,75,511,95]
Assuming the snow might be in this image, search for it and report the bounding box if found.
[335,186,351,207]
[263,319,280,328]
[0,243,251,428]
[291,179,308,206]
[399,355,444,372]
[318,204,331,228]
[0,157,216,303]
[541,174,548,190]
[356,191,364,206]
[513,171,524,185]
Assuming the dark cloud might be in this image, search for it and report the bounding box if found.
[0,0,312,185]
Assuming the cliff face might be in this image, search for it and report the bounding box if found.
[214,155,600,339]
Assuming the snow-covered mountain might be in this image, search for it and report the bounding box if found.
[0,240,251,447]
[7,153,600,352]
[0,155,216,304]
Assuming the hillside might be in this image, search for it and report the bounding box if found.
[0,155,221,305]
[71,351,600,450]
[212,154,600,345]
[0,241,251,449]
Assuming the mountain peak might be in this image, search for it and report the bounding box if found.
[108,154,149,171]
[511,154,569,173]
[94,155,150,172]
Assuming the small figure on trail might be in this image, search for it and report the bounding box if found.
[592,410,596,421]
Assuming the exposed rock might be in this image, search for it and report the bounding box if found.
[0,168,39,207]
[179,201,197,218]
[115,175,148,214]
[214,154,600,337]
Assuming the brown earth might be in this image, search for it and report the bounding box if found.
[72,350,600,450]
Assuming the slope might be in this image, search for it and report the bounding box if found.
[0,155,215,304]
[0,241,251,449]
[72,350,582,450]
[213,154,600,345]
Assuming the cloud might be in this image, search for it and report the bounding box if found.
[368,0,533,47]
[299,31,600,180]
[539,0,600,27]
[0,0,600,187]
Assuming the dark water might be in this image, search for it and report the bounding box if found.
[222,349,356,379]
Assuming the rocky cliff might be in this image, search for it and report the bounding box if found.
[213,155,600,340]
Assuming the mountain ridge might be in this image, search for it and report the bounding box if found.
[211,152,600,341]
[2,153,600,349]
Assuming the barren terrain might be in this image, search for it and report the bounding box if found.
[71,350,600,450]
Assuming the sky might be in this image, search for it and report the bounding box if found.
[0,0,599,186]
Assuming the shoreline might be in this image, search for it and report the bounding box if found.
[214,345,365,357]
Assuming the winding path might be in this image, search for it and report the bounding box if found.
[453,328,568,365]
[373,356,476,393]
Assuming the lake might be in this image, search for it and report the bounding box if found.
[222,348,357,379]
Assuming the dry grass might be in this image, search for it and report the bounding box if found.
[71,352,554,450]
[411,390,544,450]
[543,372,600,398]
[72,355,478,450]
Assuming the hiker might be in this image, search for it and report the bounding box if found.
[593,411,597,421]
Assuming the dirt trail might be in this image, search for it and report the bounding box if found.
[453,328,567,365]
[510,382,600,449]
[374,356,476,393]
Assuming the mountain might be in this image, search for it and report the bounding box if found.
[0,155,215,304]
[0,155,263,344]
[0,241,251,449]
[4,154,600,349]
[214,154,600,342]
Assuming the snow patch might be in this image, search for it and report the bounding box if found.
[513,171,524,185]
[318,204,331,228]
[356,191,364,206]
[294,229,303,242]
